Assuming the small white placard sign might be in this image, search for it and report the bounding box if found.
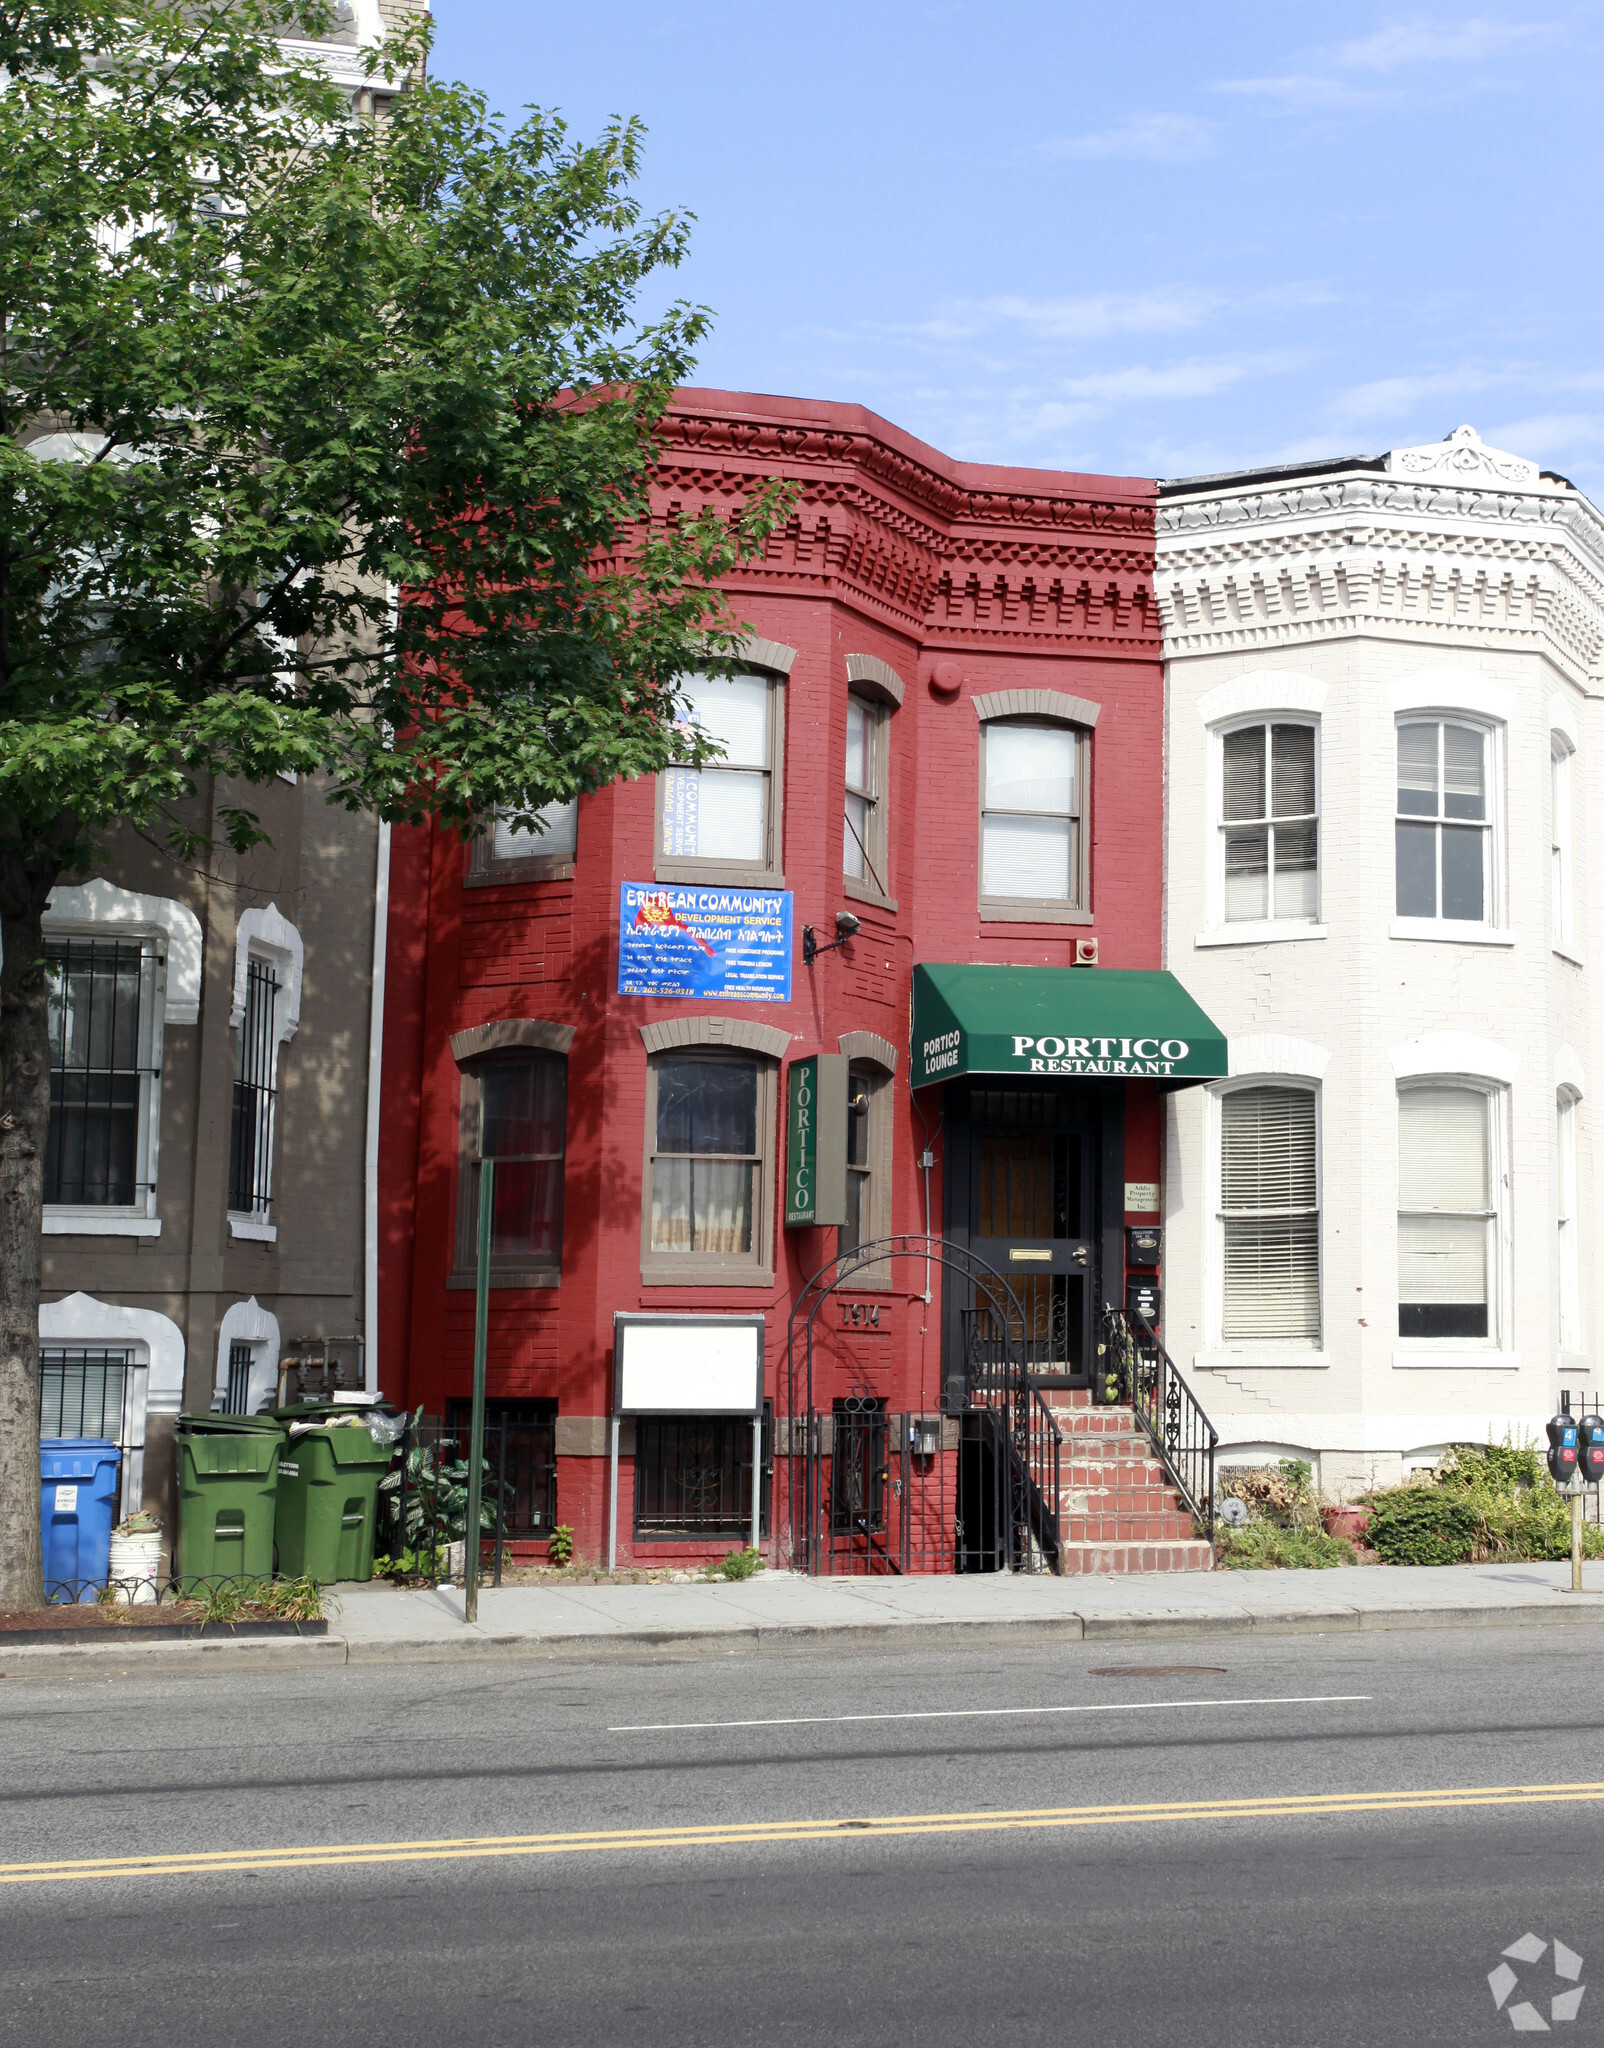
[54,1484,78,1513]
[1124,1182,1160,1213]
[616,1317,762,1414]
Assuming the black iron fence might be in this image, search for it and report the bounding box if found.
[377,1413,528,1586]
[962,1313,1064,1572]
[1101,1306,1217,1538]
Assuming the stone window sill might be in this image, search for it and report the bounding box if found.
[228,1215,278,1243]
[1391,1348,1520,1370]
[1193,1349,1328,1371]
[1390,919,1514,947]
[44,1212,162,1238]
[1194,924,1328,949]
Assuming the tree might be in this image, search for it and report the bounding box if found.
[0,0,786,1607]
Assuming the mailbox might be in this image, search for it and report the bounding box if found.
[1580,1415,1604,1485]
[1547,1412,1580,1486]
[1126,1277,1161,1324]
[1126,1225,1162,1268]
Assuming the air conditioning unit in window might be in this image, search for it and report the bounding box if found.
[1075,938,1099,966]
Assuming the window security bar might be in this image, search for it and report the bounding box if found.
[39,1348,150,1522]
[44,939,157,1208]
[229,957,280,1216]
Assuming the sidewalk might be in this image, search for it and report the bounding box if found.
[6,1562,1604,1676]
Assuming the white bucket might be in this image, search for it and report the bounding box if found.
[108,1530,162,1604]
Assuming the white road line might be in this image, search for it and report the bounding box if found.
[608,1694,1372,1733]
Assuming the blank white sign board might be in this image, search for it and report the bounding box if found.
[614,1316,763,1415]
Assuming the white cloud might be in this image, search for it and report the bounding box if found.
[1038,112,1214,163]
[1327,368,1503,423]
[911,281,1335,345]
[1332,18,1557,70]
[1217,13,1560,110]
[1482,412,1604,456]
[1056,353,1301,403]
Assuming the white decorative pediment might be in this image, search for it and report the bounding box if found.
[1385,425,1545,492]
[231,904,304,1039]
[214,1298,282,1415]
[44,879,204,1024]
[1226,1035,1331,1083]
[1390,1032,1519,1085]
[40,1292,186,1414]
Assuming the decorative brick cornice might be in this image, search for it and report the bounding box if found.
[1156,468,1604,686]
[651,395,1159,659]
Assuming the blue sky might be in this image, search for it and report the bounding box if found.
[433,4,1604,495]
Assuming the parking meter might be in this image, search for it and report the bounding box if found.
[1580,1415,1604,1485]
[1547,1412,1580,1486]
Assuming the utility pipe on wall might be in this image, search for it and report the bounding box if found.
[362,818,391,1395]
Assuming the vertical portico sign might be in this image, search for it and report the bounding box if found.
[786,1053,848,1228]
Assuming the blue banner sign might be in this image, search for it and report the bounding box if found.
[618,882,793,1003]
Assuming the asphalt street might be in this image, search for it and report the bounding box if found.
[2,1624,1602,2046]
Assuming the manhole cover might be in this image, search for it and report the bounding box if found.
[1089,1665,1228,1677]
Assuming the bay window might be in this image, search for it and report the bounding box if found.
[1396,720,1495,925]
[657,670,784,884]
[1221,721,1318,923]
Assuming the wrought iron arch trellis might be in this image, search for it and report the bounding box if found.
[781,1234,1063,1576]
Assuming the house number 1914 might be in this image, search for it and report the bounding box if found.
[841,1303,881,1328]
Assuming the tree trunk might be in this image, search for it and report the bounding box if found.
[0,872,57,1610]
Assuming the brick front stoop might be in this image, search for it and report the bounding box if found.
[1044,1391,1214,1575]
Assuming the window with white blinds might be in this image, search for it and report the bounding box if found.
[1219,1084,1320,1341]
[1397,1084,1495,1340]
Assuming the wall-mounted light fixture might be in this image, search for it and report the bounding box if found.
[802,911,860,966]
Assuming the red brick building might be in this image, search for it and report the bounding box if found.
[375,389,1223,1573]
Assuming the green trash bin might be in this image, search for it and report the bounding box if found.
[176,1415,283,1590]
[273,1417,393,1582]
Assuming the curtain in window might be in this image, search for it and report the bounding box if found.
[1397,1085,1491,1338]
[650,1057,757,1254]
[1220,1085,1320,1340]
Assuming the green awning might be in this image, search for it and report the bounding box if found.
[911,962,1228,1089]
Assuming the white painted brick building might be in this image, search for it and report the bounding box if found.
[1157,426,1604,1496]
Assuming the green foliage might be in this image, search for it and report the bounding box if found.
[1364,1487,1481,1566]
[196,1575,325,1623]
[377,1409,503,1574]
[1363,1439,1604,1565]
[547,1523,574,1567]
[703,1546,764,1582]
[0,0,791,888]
[1214,1522,1355,1571]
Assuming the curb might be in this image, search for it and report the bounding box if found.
[5,1595,1604,1675]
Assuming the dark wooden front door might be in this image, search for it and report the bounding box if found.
[964,1085,1098,1385]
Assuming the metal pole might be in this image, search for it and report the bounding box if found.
[1573,1481,1584,1594]
[751,1412,761,1553]
[464,1157,493,1625]
[493,1418,507,1590]
[608,1415,621,1573]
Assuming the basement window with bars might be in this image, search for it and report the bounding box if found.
[44,938,160,1216]
[39,1347,150,1520]
[1218,1083,1321,1344]
[633,1408,771,1540]
[229,956,281,1222]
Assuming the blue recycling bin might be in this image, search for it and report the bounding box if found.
[40,1438,121,1600]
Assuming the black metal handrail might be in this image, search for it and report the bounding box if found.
[963,1313,1063,1571]
[1100,1307,1217,1539]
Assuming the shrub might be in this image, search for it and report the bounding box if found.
[704,1546,765,1582]
[1214,1523,1354,1571]
[1365,1488,1480,1566]
[548,1524,575,1567]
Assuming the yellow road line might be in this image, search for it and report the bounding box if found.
[4,1782,1603,1886]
